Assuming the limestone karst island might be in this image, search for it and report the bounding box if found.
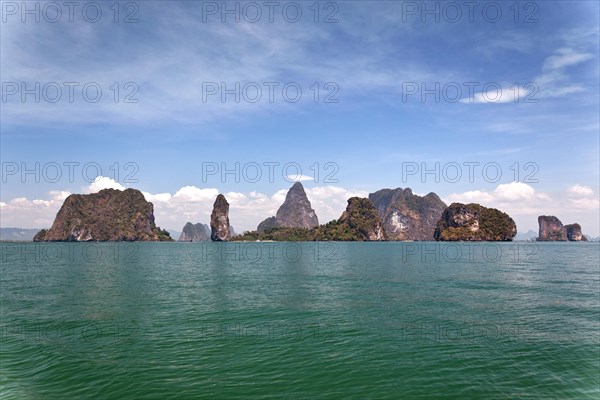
[33,182,588,243]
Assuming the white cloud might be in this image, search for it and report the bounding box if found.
[0,193,69,228]
[461,85,535,104]
[86,176,125,193]
[567,197,600,211]
[535,47,594,99]
[464,45,595,105]
[568,184,594,196]
[446,182,547,209]
[49,191,71,201]
[565,184,598,211]
[542,47,594,71]
[493,182,536,201]
[142,192,172,203]
[446,189,494,204]
[171,186,219,202]
[0,2,438,128]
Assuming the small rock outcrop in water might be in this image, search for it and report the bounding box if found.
[178,222,211,241]
[537,216,587,241]
[369,188,446,240]
[434,202,517,241]
[537,216,567,241]
[210,194,231,241]
[565,223,587,241]
[314,197,386,241]
[257,182,319,231]
[33,188,172,241]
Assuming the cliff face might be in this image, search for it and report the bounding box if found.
[434,202,517,241]
[336,197,386,241]
[33,188,172,242]
[210,194,231,241]
[369,188,446,240]
[537,216,567,241]
[178,222,211,241]
[257,182,319,231]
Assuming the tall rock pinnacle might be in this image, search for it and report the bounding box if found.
[210,194,231,241]
[257,182,319,231]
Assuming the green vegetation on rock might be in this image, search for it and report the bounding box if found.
[33,188,172,242]
[434,202,517,241]
[234,197,385,242]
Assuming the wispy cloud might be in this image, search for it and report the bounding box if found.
[535,47,594,98]
[568,184,594,196]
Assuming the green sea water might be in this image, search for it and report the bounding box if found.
[1,242,598,399]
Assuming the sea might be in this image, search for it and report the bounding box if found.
[1,242,598,399]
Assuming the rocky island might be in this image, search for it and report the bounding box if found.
[257,182,319,231]
[33,188,172,242]
[178,222,211,242]
[30,185,589,244]
[179,221,235,241]
[210,194,231,241]
[434,202,517,241]
[537,216,587,241]
[235,197,385,242]
[566,224,586,241]
[313,197,386,241]
[369,188,446,241]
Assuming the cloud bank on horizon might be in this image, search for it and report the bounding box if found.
[1,0,598,235]
[1,176,598,237]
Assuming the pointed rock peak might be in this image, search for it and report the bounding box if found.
[210,194,231,241]
[287,182,307,196]
[425,192,442,200]
[214,194,229,207]
[257,182,318,231]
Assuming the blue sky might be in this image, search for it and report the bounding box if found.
[1,0,599,235]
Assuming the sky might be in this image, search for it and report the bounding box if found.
[1,0,599,236]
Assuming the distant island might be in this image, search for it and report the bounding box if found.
[0,228,40,242]
[29,182,590,243]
